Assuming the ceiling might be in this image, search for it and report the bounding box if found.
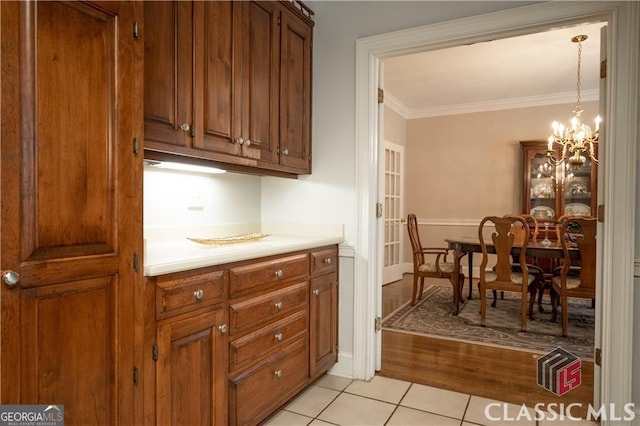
[381,22,606,119]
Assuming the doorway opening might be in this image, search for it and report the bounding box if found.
[353,0,639,415]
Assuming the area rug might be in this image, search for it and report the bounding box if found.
[382,285,594,359]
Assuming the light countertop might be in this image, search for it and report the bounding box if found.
[144,223,343,276]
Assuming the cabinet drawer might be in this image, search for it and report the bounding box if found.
[229,310,307,373]
[229,281,308,335]
[155,269,226,320]
[310,247,338,276]
[229,337,308,426]
[229,253,308,298]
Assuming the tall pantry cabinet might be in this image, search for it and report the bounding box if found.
[0,1,143,425]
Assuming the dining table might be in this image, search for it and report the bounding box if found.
[445,236,580,302]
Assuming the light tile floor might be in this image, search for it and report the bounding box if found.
[263,375,597,426]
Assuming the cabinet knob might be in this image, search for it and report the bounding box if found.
[323,258,332,264]
[245,139,251,147]
[313,289,320,296]
[180,123,190,132]
[235,137,244,145]
[275,332,283,342]
[193,289,204,300]
[274,369,282,378]
[218,324,228,333]
[274,269,283,278]
[282,148,289,155]
[274,301,283,310]
[2,270,20,287]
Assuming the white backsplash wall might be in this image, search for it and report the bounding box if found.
[144,165,262,229]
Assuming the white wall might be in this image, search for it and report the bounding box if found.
[144,166,262,229]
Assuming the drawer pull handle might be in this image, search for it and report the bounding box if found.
[275,269,283,278]
[193,289,204,300]
[275,332,283,341]
[274,369,282,378]
[275,301,283,310]
[324,258,332,264]
[313,289,320,296]
[218,324,228,333]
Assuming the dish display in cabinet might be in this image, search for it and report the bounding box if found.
[520,140,597,223]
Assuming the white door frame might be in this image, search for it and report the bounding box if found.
[353,1,638,422]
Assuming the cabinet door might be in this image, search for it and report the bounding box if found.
[278,7,312,173]
[1,1,142,424]
[193,1,243,157]
[520,141,560,221]
[309,273,338,378]
[240,1,280,164]
[144,1,193,149]
[560,148,598,218]
[156,309,228,426]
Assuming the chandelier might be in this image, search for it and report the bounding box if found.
[546,34,600,168]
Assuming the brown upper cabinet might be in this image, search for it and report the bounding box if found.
[144,1,313,177]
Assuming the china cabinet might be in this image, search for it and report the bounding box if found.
[520,140,598,225]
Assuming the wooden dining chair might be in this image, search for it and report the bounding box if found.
[502,214,545,318]
[478,216,537,331]
[406,214,464,313]
[551,216,597,337]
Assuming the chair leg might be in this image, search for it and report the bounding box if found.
[550,289,558,323]
[417,277,425,301]
[528,283,537,320]
[537,285,545,313]
[520,288,527,332]
[480,283,487,327]
[448,275,459,315]
[410,274,418,306]
[561,292,569,337]
[491,289,497,308]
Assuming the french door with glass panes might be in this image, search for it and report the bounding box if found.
[382,141,404,284]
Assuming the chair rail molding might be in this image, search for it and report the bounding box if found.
[354,2,639,424]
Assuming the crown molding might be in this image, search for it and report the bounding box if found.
[384,88,599,120]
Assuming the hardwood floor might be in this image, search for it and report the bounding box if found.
[378,274,594,415]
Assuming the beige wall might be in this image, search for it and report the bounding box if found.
[401,100,599,262]
[384,105,407,147]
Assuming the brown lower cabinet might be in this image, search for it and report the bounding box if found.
[144,245,339,426]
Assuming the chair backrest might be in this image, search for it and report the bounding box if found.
[479,216,529,283]
[406,214,423,264]
[558,216,597,291]
[504,214,538,245]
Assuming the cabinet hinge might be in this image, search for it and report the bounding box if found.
[597,204,604,222]
[375,203,383,218]
[133,366,139,385]
[595,348,601,366]
[133,21,139,40]
[190,125,195,138]
[277,15,281,26]
[133,252,139,272]
[133,137,139,156]
[600,59,607,79]
[374,316,382,332]
[153,344,159,362]
[377,88,384,104]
